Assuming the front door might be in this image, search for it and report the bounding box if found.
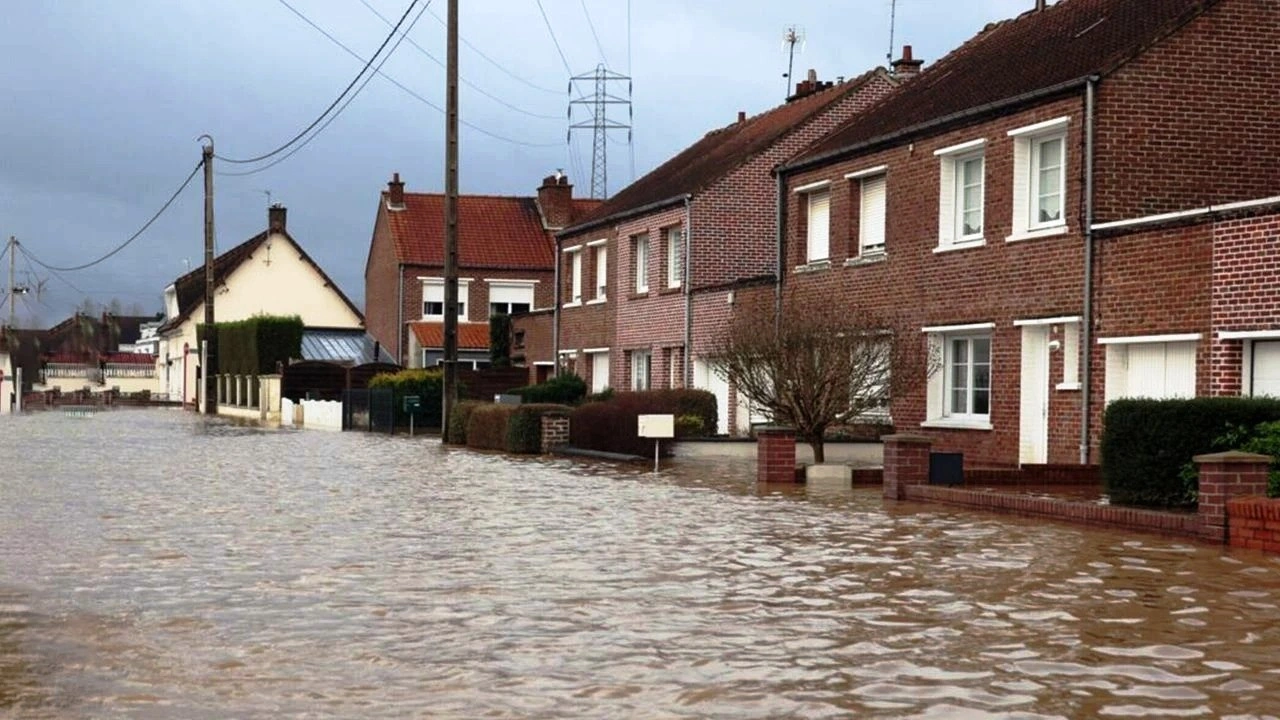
[1019,326,1050,465]
[694,358,730,435]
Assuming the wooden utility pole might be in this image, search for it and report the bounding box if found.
[441,0,460,440]
[201,137,217,415]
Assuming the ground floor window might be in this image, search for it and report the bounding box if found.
[630,350,651,391]
[924,324,994,428]
[589,351,610,394]
[1103,339,1196,403]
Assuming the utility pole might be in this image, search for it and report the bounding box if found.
[569,65,632,199]
[441,0,460,441]
[200,137,217,415]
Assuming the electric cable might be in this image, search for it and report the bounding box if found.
[580,0,610,68]
[425,4,562,94]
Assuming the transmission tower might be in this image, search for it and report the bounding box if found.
[569,64,632,199]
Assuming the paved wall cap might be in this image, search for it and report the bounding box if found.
[1192,450,1274,464]
[756,426,796,435]
[882,434,934,444]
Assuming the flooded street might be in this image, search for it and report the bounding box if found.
[2,410,1279,718]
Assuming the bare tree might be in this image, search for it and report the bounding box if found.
[707,290,936,463]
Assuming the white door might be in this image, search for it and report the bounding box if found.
[694,358,730,435]
[591,352,610,393]
[1019,326,1050,464]
[1253,341,1280,397]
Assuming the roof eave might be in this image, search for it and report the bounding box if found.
[558,193,692,239]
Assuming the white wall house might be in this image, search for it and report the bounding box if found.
[157,205,364,405]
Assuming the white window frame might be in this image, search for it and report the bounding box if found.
[1220,330,1280,397]
[935,139,986,251]
[922,322,995,430]
[630,349,651,391]
[634,234,649,293]
[592,243,607,302]
[563,247,583,307]
[858,173,887,256]
[805,189,831,263]
[944,335,992,419]
[1008,117,1069,240]
[487,279,536,316]
[666,228,683,288]
[1101,336,1199,403]
[421,278,469,320]
[1014,315,1082,389]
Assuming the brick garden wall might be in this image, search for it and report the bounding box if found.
[1227,497,1280,553]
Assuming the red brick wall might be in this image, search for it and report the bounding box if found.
[363,204,401,362]
[1228,497,1280,553]
[613,205,688,389]
[1210,211,1280,395]
[510,309,553,385]
[1094,0,1280,223]
[781,95,1087,466]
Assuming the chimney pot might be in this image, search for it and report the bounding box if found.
[268,203,287,232]
[387,173,406,210]
[737,110,746,123]
[891,45,924,80]
[806,68,817,82]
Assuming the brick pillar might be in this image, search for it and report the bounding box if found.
[540,413,570,453]
[883,434,933,500]
[757,426,798,483]
[1195,450,1272,543]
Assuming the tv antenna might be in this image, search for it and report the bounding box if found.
[887,0,897,68]
[782,25,805,98]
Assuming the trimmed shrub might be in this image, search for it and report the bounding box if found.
[509,373,587,405]
[198,315,304,375]
[1101,397,1280,507]
[447,400,484,445]
[466,404,518,451]
[1179,420,1280,499]
[675,414,705,438]
[569,389,718,457]
[506,403,571,454]
[369,369,446,428]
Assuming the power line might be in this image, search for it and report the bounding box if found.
[580,0,610,68]
[425,4,562,95]
[221,1,431,178]
[358,0,562,121]
[21,161,204,273]
[271,0,560,149]
[216,0,419,165]
[535,0,574,76]
[627,0,635,183]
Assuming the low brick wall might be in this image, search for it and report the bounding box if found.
[851,468,883,486]
[1227,497,1280,552]
[540,413,570,453]
[966,464,1101,486]
[757,427,798,484]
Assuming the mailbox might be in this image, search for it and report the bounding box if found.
[403,395,422,414]
[638,414,675,439]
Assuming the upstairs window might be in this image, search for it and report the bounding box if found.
[666,228,683,288]
[594,244,607,300]
[489,280,535,316]
[634,234,650,293]
[858,173,887,255]
[806,189,831,262]
[935,139,986,249]
[563,247,583,306]
[422,278,468,320]
[1009,117,1069,238]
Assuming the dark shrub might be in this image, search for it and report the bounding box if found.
[1180,420,1280,499]
[510,373,587,405]
[569,389,718,456]
[1101,397,1280,507]
[489,315,512,368]
[466,404,518,451]
[674,414,705,438]
[506,403,571,454]
[447,400,484,445]
[368,369,446,428]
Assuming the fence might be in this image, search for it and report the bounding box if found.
[300,399,343,431]
[342,388,395,433]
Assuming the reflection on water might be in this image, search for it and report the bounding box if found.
[1,409,1279,718]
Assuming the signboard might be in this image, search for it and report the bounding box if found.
[638,414,675,439]
[403,395,422,413]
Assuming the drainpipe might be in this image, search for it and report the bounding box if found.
[774,171,787,333]
[396,263,404,366]
[683,196,693,387]
[1079,76,1098,465]
[552,234,561,378]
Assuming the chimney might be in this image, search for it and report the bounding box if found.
[537,170,574,229]
[1036,0,1048,10]
[787,68,835,102]
[268,203,287,233]
[386,172,406,211]
[891,45,924,80]
[737,110,746,123]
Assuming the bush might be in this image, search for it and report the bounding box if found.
[447,400,484,445]
[489,315,512,368]
[509,373,587,405]
[369,369,446,428]
[1180,420,1280,500]
[1101,397,1280,507]
[506,404,571,454]
[466,404,518,451]
[198,315,304,375]
[675,414,705,438]
[569,389,719,457]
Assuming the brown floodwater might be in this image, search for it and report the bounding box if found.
[1,409,1278,719]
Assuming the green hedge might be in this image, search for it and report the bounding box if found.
[466,404,518,451]
[509,373,587,405]
[569,389,718,457]
[489,315,512,368]
[1101,397,1280,507]
[369,369,446,428]
[197,315,304,375]
[447,400,484,445]
[506,404,571,454]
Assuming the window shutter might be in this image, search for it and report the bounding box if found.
[571,251,582,301]
[1011,138,1030,233]
[859,176,887,252]
[489,282,534,306]
[807,191,830,261]
[1164,342,1196,398]
[937,160,955,246]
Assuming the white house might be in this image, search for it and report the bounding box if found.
[157,205,365,405]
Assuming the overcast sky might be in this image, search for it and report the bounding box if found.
[0,0,1041,328]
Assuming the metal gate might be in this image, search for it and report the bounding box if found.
[342,388,394,434]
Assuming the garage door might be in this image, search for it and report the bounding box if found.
[1253,341,1280,397]
[1105,341,1196,402]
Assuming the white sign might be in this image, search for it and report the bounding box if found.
[638,414,675,439]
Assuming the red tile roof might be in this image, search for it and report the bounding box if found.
[566,67,893,233]
[789,0,1216,168]
[385,194,558,269]
[410,321,490,350]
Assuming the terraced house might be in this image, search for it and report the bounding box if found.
[776,0,1279,466]
[526,65,900,434]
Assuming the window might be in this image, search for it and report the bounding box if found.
[422,278,468,319]
[806,190,831,262]
[630,349,651,391]
[594,245,607,300]
[1009,117,1069,238]
[851,338,891,418]
[488,280,535,316]
[935,139,986,249]
[924,323,994,428]
[590,351,610,393]
[563,247,583,305]
[1103,337,1197,403]
[666,228,683,288]
[858,174,887,255]
[634,234,649,293]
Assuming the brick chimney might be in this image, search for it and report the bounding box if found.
[537,170,574,229]
[788,69,834,102]
[737,110,746,123]
[386,172,406,211]
[891,45,924,80]
[268,203,287,233]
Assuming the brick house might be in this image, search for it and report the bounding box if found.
[525,67,898,434]
[364,173,598,369]
[774,0,1279,466]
